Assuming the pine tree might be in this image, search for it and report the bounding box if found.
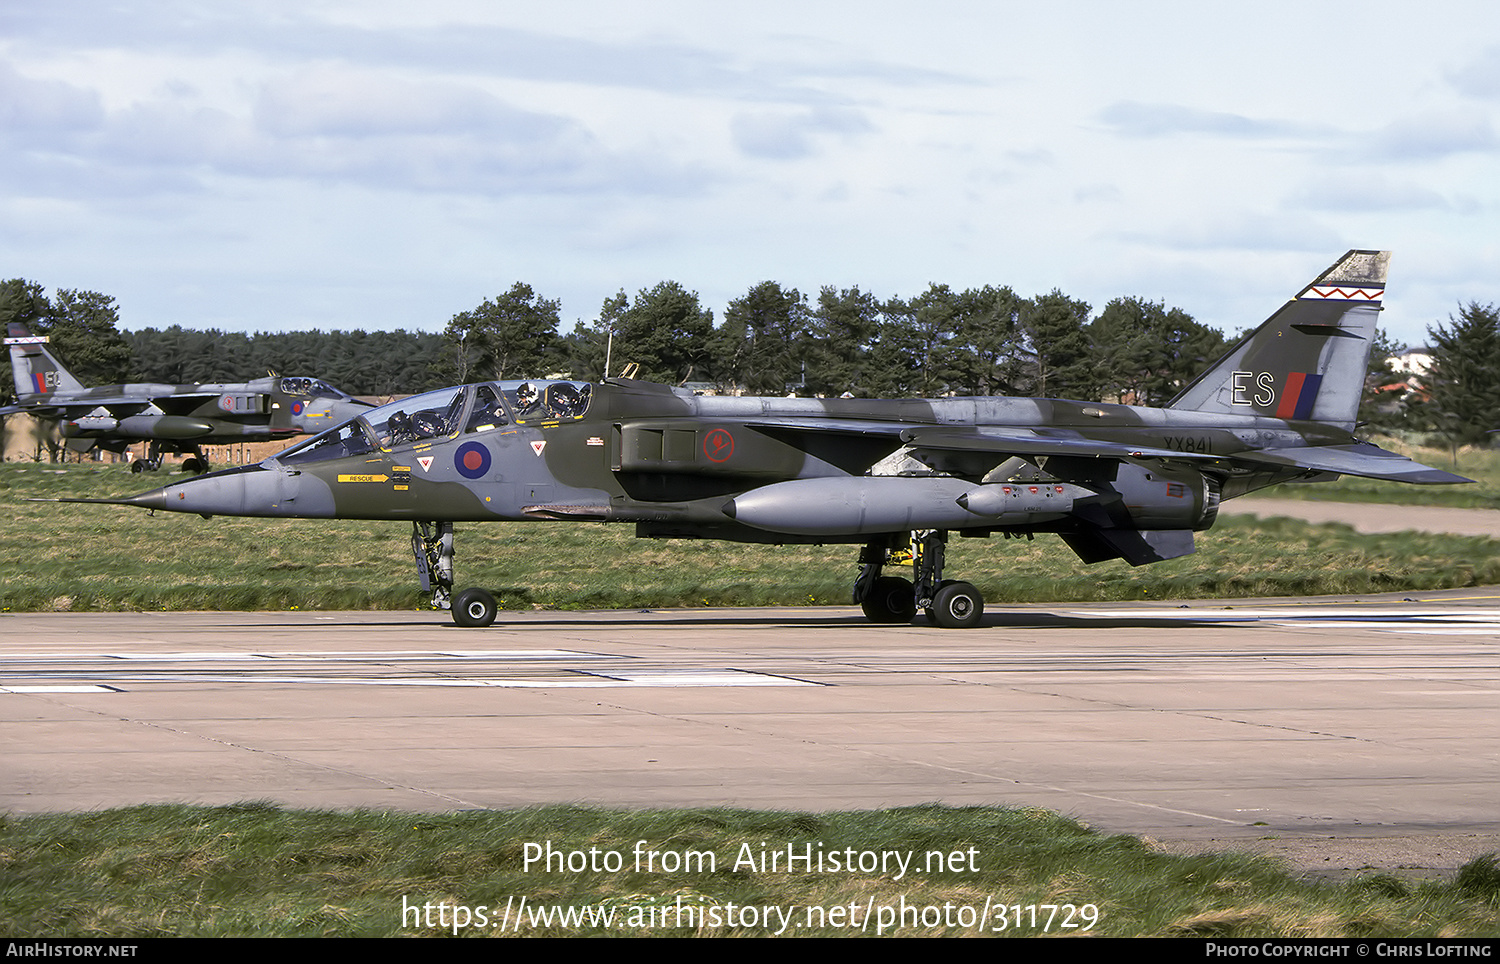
[1425,302,1500,463]
[38,289,133,387]
[710,281,810,395]
[1019,290,1093,399]
[804,286,881,397]
[443,283,562,383]
[608,282,714,386]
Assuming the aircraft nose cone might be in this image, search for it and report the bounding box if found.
[109,488,171,511]
[335,398,375,417]
[150,463,288,517]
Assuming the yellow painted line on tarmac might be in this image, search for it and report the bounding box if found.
[1414,594,1500,601]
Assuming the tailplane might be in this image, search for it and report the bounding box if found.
[5,322,86,398]
[1168,250,1388,430]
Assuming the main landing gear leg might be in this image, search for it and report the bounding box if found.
[412,521,453,611]
[411,521,499,628]
[180,443,210,475]
[129,442,208,474]
[853,535,916,624]
[912,529,984,629]
[131,441,166,473]
[853,530,984,628]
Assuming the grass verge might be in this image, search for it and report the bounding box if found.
[2,463,1498,613]
[2,803,1497,937]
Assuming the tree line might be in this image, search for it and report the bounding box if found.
[0,278,450,398]
[2,276,1495,453]
[445,279,1233,406]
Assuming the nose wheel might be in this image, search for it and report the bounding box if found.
[413,520,501,628]
[453,587,498,628]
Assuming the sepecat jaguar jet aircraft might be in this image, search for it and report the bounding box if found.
[69,250,1470,627]
[4,323,372,473]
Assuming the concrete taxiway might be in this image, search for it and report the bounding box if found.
[3,592,1498,875]
[1227,497,1500,539]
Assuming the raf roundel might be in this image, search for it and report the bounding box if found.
[291,400,305,416]
[454,441,492,479]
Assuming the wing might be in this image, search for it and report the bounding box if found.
[897,428,1472,485]
[1227,442,1472,485]
[3,391,223,420]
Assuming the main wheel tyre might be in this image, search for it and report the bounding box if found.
[130,460,148,473]
[930,581,983,629]
[861,576,916,624]
[923,579,956,623]
[181,457,206,474]
[453,587,498,628]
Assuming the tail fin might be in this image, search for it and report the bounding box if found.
[1167,250,1388,430]
[5,322,86,397]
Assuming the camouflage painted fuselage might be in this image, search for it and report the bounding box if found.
[109,373,1434,551]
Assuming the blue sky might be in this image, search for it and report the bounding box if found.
[2,1,1497,348]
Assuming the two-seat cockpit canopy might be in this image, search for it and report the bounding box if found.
[278,376,356,400]
[276,379,592,466]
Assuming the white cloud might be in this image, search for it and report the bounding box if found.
[730,107,874,160]
[1287,174,1450,213]
[1447,46,1500,100]
[1121,214,1346,255]
[254,70,542,139]
[0,60,103,133]
[1367,111,1498,161]
[1097,101,1313,140]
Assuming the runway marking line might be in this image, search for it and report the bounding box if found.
[0,649,612,663]
[1073,608,1500,634]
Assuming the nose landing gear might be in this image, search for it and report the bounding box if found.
[413,520,500,628]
